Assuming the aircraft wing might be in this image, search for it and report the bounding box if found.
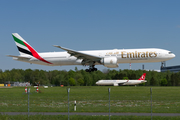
[53,45,102,62]
[117,80,129,85]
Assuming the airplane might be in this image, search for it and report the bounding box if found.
[96,73,147,86]
[7,33,175,72]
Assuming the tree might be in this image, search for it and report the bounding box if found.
[109,70,119,79]
[68,70,75,78]
[69,77,75,86]
[174,73,180,86]
[149,71,159,86]
[1,68,180,86]
[160,78,168,86]
[129,73,136,80]
[0,72,7,83]
[77,78,84,86]
[150,77,157,86]
[123,77,128,80]
[74,73,83,85]
[171,74,175,86]
[54,74,65,86]
[166,71,171,86]
[83,74,92,86]
[118,71,127,79]
[75,67,78,72]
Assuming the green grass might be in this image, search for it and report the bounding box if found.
[0,86,180,113]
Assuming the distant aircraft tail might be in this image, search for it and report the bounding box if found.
[138,73,146,80]
[12,33,52,64]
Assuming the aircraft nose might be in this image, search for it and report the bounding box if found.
[172,53,176,58]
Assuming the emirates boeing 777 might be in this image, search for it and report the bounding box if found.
[7,33,175,72]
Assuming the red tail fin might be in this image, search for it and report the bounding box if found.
[138,73,146,80]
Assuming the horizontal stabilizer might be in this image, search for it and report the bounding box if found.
[7,55,31,59]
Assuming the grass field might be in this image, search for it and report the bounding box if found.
[0,86,180,113]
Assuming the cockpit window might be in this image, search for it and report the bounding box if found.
[169,52,173,54]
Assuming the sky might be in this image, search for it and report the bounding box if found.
[0,0,180,72]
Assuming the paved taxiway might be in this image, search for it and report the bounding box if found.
[1,112,180,116]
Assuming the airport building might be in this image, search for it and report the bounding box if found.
[161,65,180,73]
[2,82,31,87]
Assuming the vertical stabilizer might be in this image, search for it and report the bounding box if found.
[12,33,52,64]
[12,33,38,56]
[138,73,146,80]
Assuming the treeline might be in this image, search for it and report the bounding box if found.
[0,68,180,86]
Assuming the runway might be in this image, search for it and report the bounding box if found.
[1,112,180,116]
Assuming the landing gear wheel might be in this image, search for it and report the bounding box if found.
[93,68,97,71]
[85,66,97,72]
[85,69,89,72]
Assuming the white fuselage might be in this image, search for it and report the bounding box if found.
[13,48,175,67]
[96,80,147,86]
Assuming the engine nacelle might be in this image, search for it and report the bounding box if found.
[113,83,119,86]
[101,57,119,68]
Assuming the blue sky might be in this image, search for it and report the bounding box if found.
[0,0,180,71]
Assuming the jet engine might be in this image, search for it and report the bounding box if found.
[113,83,119,86]
[101,57,119,68]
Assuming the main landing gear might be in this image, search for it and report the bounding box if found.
[85,65,97,72]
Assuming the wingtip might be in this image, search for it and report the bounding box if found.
[53,45,62,48]
[6,55,11,57]
[53,45,60,47]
